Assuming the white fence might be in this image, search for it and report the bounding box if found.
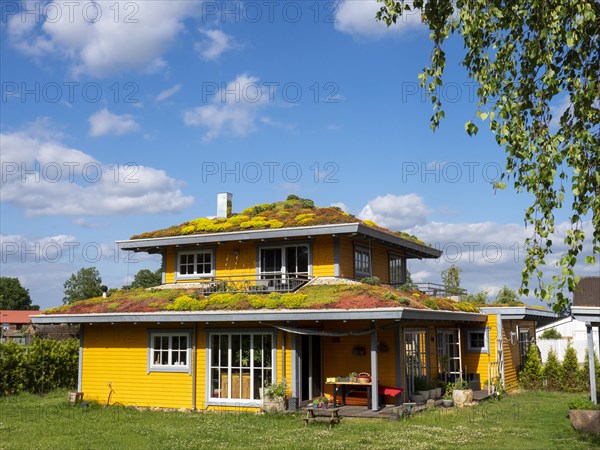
[537,339,600,364]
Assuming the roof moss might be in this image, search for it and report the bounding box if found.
[43,283,481,315]
[129,195,428,246]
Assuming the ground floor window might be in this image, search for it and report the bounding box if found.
[405,329,428,395]
[209,332,274,402]
[466,328,490,354]
[148,330,192,373]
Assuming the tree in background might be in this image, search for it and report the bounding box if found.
[519,343,544,390]
[494,286,521,305]
[123,268,162,290]
[460,290,489,304]
[0,277,39,310]
[580,349,600,393]
[543,348,562,391]
[63,267,103,305]
[539,329,562,340]
[560,343,581,392]
[376,0,599,311]
[441,264,462,295]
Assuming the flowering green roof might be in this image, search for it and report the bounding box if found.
[130,195,426,245]
[44,284,481,315]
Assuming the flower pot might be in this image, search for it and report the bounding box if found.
[442,399,454,407]
[452,389,473,408]
[569,410,600,434]
[416,390,430,400]
[411,394,426,403]
[263,396,285,413]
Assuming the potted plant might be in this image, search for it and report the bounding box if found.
[414,376,430,400]
[442,387,454,407]
[321,396,330,409]
[568,397,600,434]
[263,381,286,413]
[451,378,473,407]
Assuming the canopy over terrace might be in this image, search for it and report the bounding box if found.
[33,307,486,411]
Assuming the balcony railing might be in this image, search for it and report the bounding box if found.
[412,282,466,298]
[173,272,310,294]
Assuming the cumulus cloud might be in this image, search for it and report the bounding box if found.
[155,84,182,102]
[7,1,200,77]
[195,29,236,60]
[88,108,140,136]
[183,74,270,142]
[358,193,430,229]
[406,220,597,303]
[1,121,194,216]
[334,0,423,38]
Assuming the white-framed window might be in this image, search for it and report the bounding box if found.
[467,328,490,354]
[258,244,310,279]
[176,249,214,279]
[389,253,404,285]
[209,331,275,404]
[354,245,371,277]
[148,330,192,373]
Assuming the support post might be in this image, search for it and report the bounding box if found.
[586,323,597,404]
[370,322,379,411]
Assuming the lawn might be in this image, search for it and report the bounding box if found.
[1,390,598,449]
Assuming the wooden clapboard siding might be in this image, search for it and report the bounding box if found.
[312,236,335,277]
[82,324,192,409]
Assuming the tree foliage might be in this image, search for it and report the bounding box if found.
[376,0,599,311]
[460,290,489,304]
[441,264,462,294]
[539,328,562,339]
[63,267,103,305]
[519,343,544,390]
[123,268,162,290]
[494,286,521,305]
[0,277,38,310]
[543,348,562,390]
[560,343,581,392]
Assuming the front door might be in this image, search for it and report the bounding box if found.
[298,335,322,404]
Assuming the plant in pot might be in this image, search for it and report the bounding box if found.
[414,376,430,400]
[321,396,330,409]
[451,378,473,408]
[442,388,454,407]
[263,381,287,413]
[568,397,600,434]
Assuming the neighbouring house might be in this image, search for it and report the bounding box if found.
[1,310,41,344]
[32,194,558,412]
[536,316,600,363]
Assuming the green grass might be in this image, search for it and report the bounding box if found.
[1,390,598,449]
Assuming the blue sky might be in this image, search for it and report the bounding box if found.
[1,1,596,309]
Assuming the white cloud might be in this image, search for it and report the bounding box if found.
[335,0,423,38]
[406,220,597,305]
[358,193,430,229]
[88,108,140,137]
[195,29,235,60]
[1,121,194,216]
[155,84,182,102]
[7,1,200,77]
[331,202,349,212]
[183,74,269,142]
[550,95,572,129]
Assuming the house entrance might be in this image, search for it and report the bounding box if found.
[298,335,322,403]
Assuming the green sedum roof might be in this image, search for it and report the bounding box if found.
[130,195,427,245]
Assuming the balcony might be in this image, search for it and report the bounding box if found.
[413,282,466,298]
[159,272,310,294]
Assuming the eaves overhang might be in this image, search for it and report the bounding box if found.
[571,306,600,326]
[31,308,485,324]
[117,222,441,259]
[479,306,560,327]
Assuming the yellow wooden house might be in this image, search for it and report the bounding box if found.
[33,194,557,412]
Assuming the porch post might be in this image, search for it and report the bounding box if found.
[370,322,379,411]
[586,323,597,404]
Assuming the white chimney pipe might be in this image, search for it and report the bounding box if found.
[217,192,232,218]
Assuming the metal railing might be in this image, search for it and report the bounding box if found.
[413,282,466,298]
[173,272,310,294]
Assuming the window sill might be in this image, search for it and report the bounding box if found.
[148,366,191,374]
[207,399,262,408]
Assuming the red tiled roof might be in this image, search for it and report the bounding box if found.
[0,310,42,324]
